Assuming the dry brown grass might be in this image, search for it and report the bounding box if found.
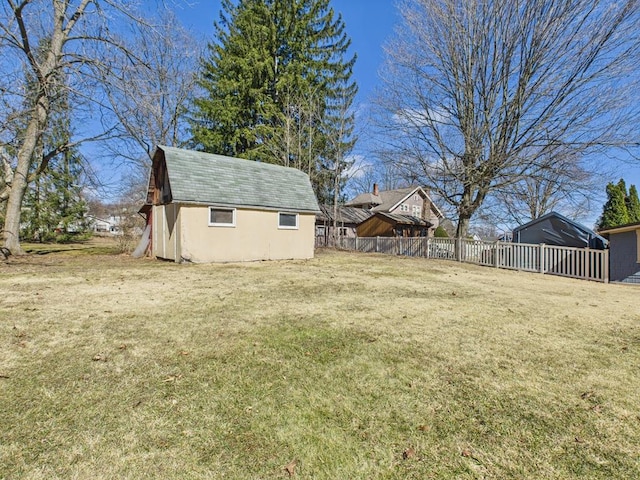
[1,245,639,479]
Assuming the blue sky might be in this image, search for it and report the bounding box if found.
[170,0,640,226]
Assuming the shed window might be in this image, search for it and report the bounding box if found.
[278,212,298,229]
[209,207,235,227]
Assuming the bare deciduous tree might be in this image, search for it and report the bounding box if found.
[0,0,144,253]
[0,1,197,254]
[103,10,200,167]
[100,10,201,207]
[377,0,640,238]
[490,153,603,225]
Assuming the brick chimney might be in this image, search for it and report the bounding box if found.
[372,183,379,196]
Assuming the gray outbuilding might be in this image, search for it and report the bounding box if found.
[598,222,640,284]
[512,211,607,249]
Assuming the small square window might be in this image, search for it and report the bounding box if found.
[278,212,298,229]
[209,207,235,227]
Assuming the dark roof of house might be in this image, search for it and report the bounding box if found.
[316,205,372,224]
[156,146,319,213]
[370,212,433,227]
[513,211,607,249]
[373,187,418,212]
[344,192,382,207]
[345,186,444,217]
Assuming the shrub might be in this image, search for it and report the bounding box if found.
[434,225,449,238]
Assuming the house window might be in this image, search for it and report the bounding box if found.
[412,205,422,217]
[401,204,409,212]
[209,207,235,227]
[339,227,348,236]
[279,212,298,229]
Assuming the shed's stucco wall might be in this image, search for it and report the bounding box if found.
[154,204,315,262]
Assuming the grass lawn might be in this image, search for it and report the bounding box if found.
[1,241,639,479]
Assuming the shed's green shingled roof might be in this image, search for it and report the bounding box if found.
[158,146,320,213]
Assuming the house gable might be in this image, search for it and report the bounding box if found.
[147,151,172,205]
[379,186,443,219]
[346,185,443,220]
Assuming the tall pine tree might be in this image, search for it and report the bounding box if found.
[192,0,357,202]
[626,184,640,223]
[599,179,630,229]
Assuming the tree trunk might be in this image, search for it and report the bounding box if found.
[2,87,52,253]
[456,215,471,239]
[455,214,471,261]
[3,157,31,255]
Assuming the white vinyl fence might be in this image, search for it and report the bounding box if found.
[316,236,609,283]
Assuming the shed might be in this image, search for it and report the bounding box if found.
[356,212,432,238]
[512,212,607,249]
[145,146,320,263]
[598,222,640,284]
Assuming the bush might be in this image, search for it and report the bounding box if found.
[434,225,449,238]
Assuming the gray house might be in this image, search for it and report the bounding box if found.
[598,222,640,283]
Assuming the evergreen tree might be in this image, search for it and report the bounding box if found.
[627,184,640,223]
[18,41,89,243]
[599,180,630,230]
[21,123,89,242]
[192,0,357,202]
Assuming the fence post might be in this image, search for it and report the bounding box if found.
[494,241,499,268]
[376,236,379,253]
[603,249,609,283]
[539,243,545,274]
[426,237,430,259]
[584,248,590,280]
[456,237,462,262]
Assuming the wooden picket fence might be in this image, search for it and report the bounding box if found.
[315,236,609,283]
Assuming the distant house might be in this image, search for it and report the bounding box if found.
[345,184,444,237]
[144,146,319,263]
[315,205,372,240]
[598,222,640,284]
[87,215,121,234]
[512,212,607,249]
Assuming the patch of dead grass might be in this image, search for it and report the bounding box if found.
[1,248,638,478]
